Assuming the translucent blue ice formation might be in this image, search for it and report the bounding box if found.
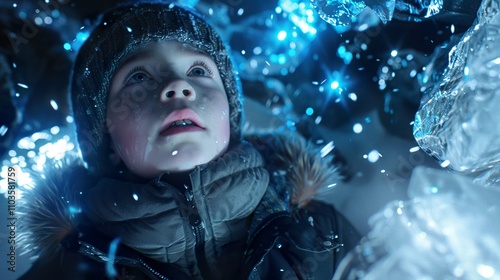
[413,0,500,187]
[311,0,444,28]
[334,166,500,279]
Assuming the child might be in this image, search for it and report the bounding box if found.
[19,2,360,279]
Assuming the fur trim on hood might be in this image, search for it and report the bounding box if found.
[17,157,91,260]
[17,132,342,260]
[245,132,341,208]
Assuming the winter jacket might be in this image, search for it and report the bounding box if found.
[18,132,361,280]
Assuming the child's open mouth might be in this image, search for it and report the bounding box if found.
[159,109,205,137]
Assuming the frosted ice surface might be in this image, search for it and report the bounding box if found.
[310,0,367,27]
[414,0,500,184]
[311,0,444,28]
[333,166,500,279]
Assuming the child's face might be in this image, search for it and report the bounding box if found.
[106,41,230,178]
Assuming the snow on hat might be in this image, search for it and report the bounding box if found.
[70,2,242,176]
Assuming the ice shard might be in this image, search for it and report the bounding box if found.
[413,0,500,186]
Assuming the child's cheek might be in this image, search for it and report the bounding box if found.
[218,108,231,152]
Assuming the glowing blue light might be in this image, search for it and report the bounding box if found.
[330,81,339,90]
[76,31,88,42]
[277,30,287,41]
[430,186,439,193]
[69,205,82,214]
[106,238,121,278]
[278,54,286,64]
[63,43,71,51]
[391,50,398,57]
[337,45,353,64]
[306,107,314,115]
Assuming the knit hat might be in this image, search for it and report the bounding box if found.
[70,2,242,176]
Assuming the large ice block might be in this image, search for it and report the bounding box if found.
[413,0,500,185]
[333,166,500,279]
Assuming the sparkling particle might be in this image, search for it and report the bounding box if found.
[440,160,451,168]
[305,107,314,116]
[17,83,28,89]
[50,100,58,110]
[476,264,495,278]
[237,8,244,16]
[50,126,60,135]
[430,186,439,193]
[314,116,322,124]
[126,26,132,32]
[451,24,455,34]
[63,43,72,50]
[133,193,139,201]
[66,116,74,123]
[0,125,8,136]
[409,146,420,153]
[353,123,363,133]
[172,150,178,156]
[320,141,334,157]
[367,150,381,163]
[380,169,386,173]
[330,81,339,89]
[277,30,287,41]
[34,17,43,25]
[348,92,357,101]
[390,50,398,57]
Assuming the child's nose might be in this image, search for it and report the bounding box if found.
[160,80,196,101]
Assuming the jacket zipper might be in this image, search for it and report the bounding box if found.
[182,184,212,279]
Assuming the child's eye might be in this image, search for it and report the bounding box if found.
[123,66,152,86]
[188,61,213,77]
[189,67,208,77]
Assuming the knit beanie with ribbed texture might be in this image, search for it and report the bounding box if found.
[70,2,242,176]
